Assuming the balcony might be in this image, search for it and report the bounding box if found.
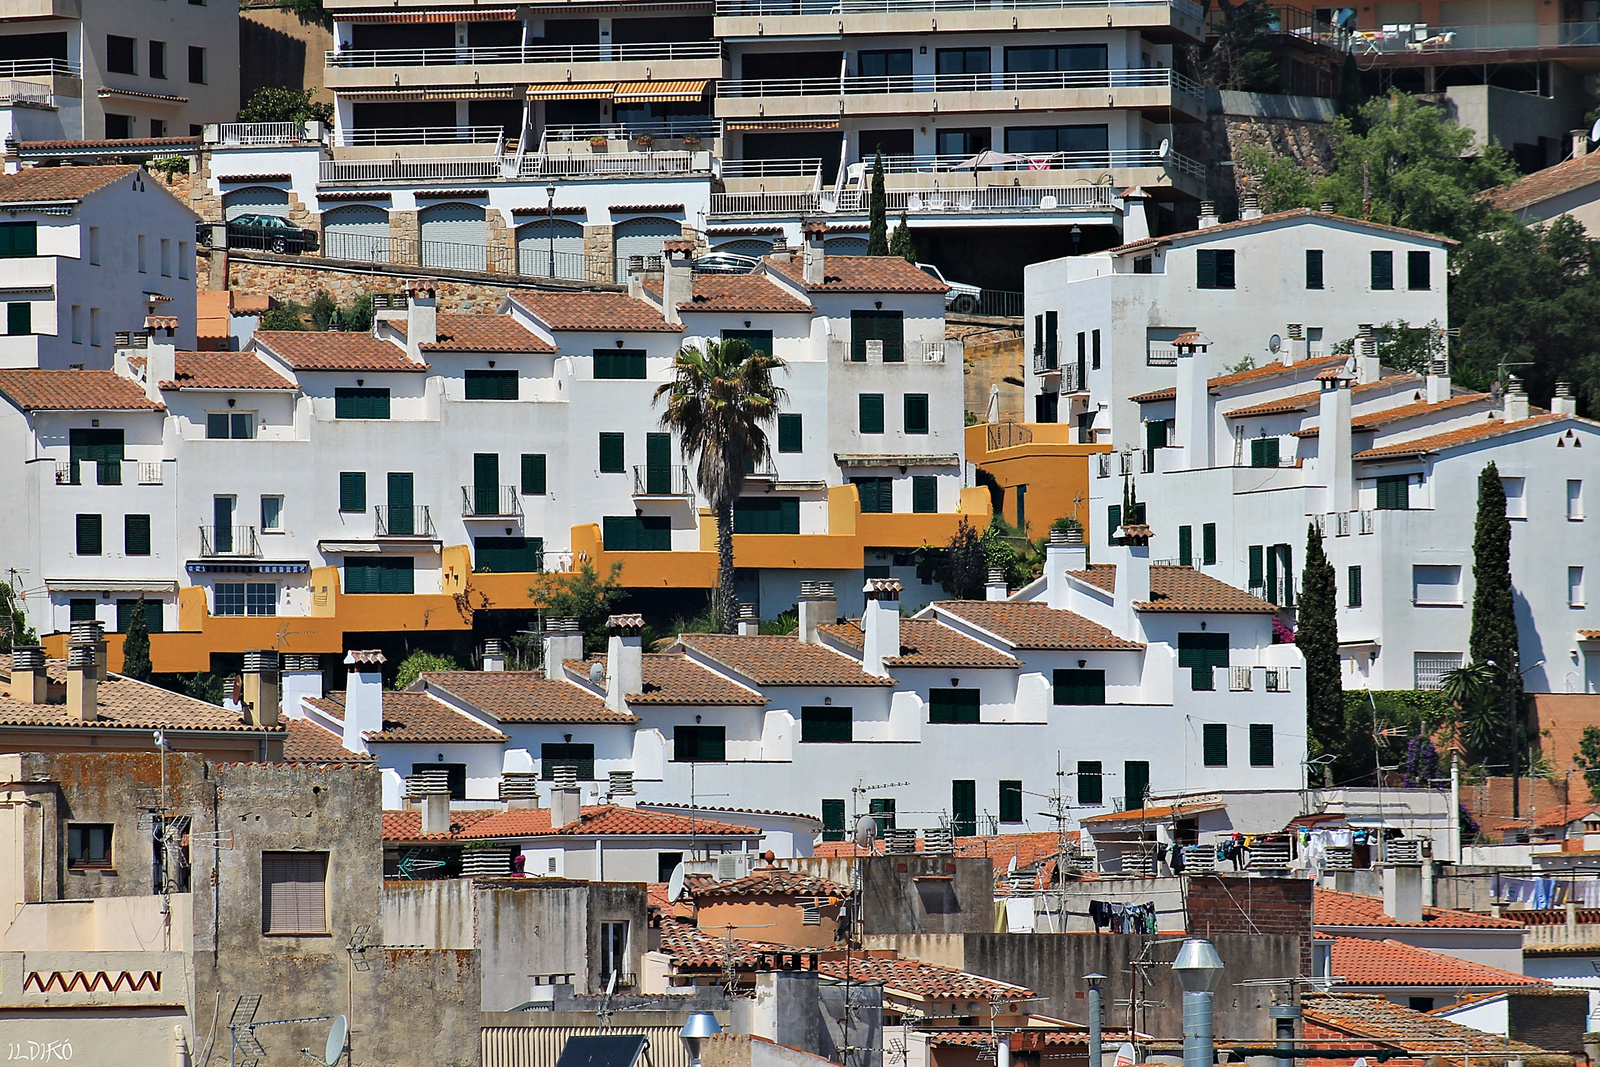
[325,41,723,89]
[199,525,261,558]
[987,422,1033,451]
[375,504,436,538]
[0,79,57,108]
[211,122,317,147]
[1248,576,1293,607]
[633,464,694,497]
[715,0,1204,43]
[542,119,721,147]
[336,125,503,147]
[1229,665,1253,691]
[0,58,79,79]
[856,147,1205,183]
[1351,21,1600,58]
[1146,345,1179,367]
[710,183,1115,218]
[462,485,523,518]
[1032,354,1086,391]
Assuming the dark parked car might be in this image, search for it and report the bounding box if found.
[227,213,319,255]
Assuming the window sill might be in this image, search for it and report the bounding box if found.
[68,865,114,874]
[262,931,330,938]
[1412,601,1464,607]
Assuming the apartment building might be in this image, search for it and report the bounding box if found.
[0,164,197,368]
[0,0,239,142]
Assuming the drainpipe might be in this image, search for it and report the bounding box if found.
[1085,973,1107,1067]
[1173,939,1225,1067]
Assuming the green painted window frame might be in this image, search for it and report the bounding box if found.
[721,329,774,358]
[76,513,102,555]
[1053,668,1105,705]
[1305,249,1324,290]
[904,392,930,435]
[473,535,544,573]
[1370,250,1394,290]
[1107,504,1120,545]
[822,799,846,841]
[999,780,1023,823]
[522,453,547,495]
[344,556,414,594]
[778,413,803,453]
[1124,760,1150,812]
[125,513,151,556]
[69,427,123,485]
[951,780,977,835]
[859,393,885,434]
[464,368,519,400]
[0,221,38,258]
[912,476,937,514]
[339,472,366,513]
[115,598,162,634]
[1249,723,1274,767]
[602,515,671,551]
[1178,525,1193,567]
[334,387,390,420]
[673,724,726,762]
[1196,248,1235,290]
[7,301,30,335]
[1348,565,1362,607]
[869,796,896,833]
[540,742,595,781]
[1202,522,1217,565]
[1179,631,1229,691]
[1376,474,1409,510]
[1077,761,1102,805]
[594,349,647,380]
[850,309,904,362]
[1202,723,1228,766]
[853,476,893,514]
[733,497,800,534]
[598,432,625,473]
[928,687,981,724]
[1250,437,1280,468]
[801,704,853,743]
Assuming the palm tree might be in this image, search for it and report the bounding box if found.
[654,338,788,632]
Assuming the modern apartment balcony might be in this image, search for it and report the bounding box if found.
[210,122,321,147]
[199,525,261,558]
[1352,20,1600,62]
[540,119,721,154]
[461,485,523,519]
[632,464,695,498]
[710,181,1117,218]
[715,0,1203,43]
[318,149,710,185]
[324,42,724,90]
[54,460,164,486]
[375,504,436,538]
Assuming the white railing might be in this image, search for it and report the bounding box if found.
[856,147,1204,181]
[320,156,507,183]
[920,340,954,363]
[0,58,79,78]
[1230,665,1253,691]
[717,67,1203,99]
[1264,667,1289,692]
[519,151,701,178]
[718,0,1202,19]
[1146,345,1179,366]
[710,190,825,217]
[1350,20,1600,54]
[337,125,503,146]
[0,80,54,107]
[1359,509,1374,534]
[708,184,1114,217]
[327,41,722,68]
[720,157,824,178]
[542,119,720,143]
[215,122,309,146]
[137,462,163,486]
[1096,452,1113,478]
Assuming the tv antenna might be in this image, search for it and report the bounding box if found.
[597,970,619,1029]
[226,994,330,1067]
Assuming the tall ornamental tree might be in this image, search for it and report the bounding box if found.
[121,598,152,682]
[866,153,889,256]
[890,212,917,264]
[655,338,788,631]
[1470,461,1525,808]
[1295,523,1340,774]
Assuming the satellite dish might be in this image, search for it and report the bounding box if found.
[1269,334,1283,354]
[1006,855,1018,875]
[854,815,877,849]
[1353,1059,1369,1067]
[1590,118,1599,145]
[1158,138,1170,159]
[324,1016,348,1067]
[667,862,686,904]
[1114,1042,1138,1067]
[589,661,604,684]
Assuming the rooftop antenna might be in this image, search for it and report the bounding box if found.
[226,994,330,1067]
[597,970,619,1030]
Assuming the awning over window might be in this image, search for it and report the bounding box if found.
[725,119,840,131]
[526,82,615,100]
[613,80,709,103]
[184,562,309,574]
[339,8,518,21]
[342,86,516,102]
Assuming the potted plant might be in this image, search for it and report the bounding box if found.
[634,133,656,149]
[681,134,702,147]
[589,134,608,149]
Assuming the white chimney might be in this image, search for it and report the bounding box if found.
[1504,375,1530,422]
[1174,332,1211,469]
[1111,526,1151,637]
[1552,381,1578,416]
[802,222,827,286]
[422,789,451,836]
[1319,371,1354,515]
[985,568,1008,601]
[279,654,323,719]
[1045,525,1088,611]
[9,645,46,704]
[242,649,280,728]
[737,603,760,636]
[1283,324,1305,367]
[661,238,694,325]
[861,579,901,678]
[550,765,582,828]
[1240,190,1262,221]
[404,283,437,361]
[1383,864,1424,923]
[66,643,97,722]
[482,638,505,672]
[543,617,585,681]
[1121,186,1152,245]
[342,649,386,753]
[1426,363,1451,405]
[797,581,837,645]
[142,340,176,403]
[604,614,644,712]
[1197,201,1219,229]
[1573,129,1591,159]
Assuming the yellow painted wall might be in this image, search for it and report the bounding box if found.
[966,423,1109,538]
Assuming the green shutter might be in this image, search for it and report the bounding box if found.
[1407,250,1430,291]
[595,349,647,380]
[0,222,37,258]
[859,393,885,434]
[1249,723,1274,767]
[522,453,547,494]
[951,780,976,835]
[76,513,102,555]
[1202,523,1217,565]
[386,473,414,534]
[778,413,802,453]
[345,557,415,594]
[602,515,671,551]
[116,599,162,634]
[929,688,981,724]
[1178,525,1192,567]
[70,598,96,622]
[1371,251,1393,290]
[904,393,929,434]
[541,742,595,781]
[1196,249,1216,289]
[335,388,390,419]
[70,428,124,485]
[1124,760,1150,812]
[1216,250,1235,289]
[7,302,29,335]
[1179,631,1229,691]
[1044,311,1058,369]
[851,310,904,362]
[1377,474,1408,510]
[125,513,151,556]
[822,799,846,841]
[674,725,725,762]
[1251,438,1280,467]
[722,329,774,358]
[339,472,366,513]
[802,705,853,742]
[465,369,518,399]
[1053,669,1105,705]
[1202,723,1228,767]
[1305,249,1324,290]
[473,536,544,573]
[734,497,800,534]
[599,433,625,473]
[869,796,896,833]
[999,780,1023,823]
[1348,565,1362,607]
[1077,761,1102,805]
[853,477,892,514]
[912,476,937,514]
[1106,504,1121,545]
[1248,545,1264,586]
[646,432,672,494]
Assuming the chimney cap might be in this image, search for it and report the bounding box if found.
[800,580,836,599]
[11,645,44,670]
[863,578,902,600]
[243,649,280,672]
[1555,381,1574,398]
[344,649,386,666]
[738,603,758,620]
[546,616,581,632]
[662,237,695,255]
[986,568,1006,585]
[1173,330,1210,349]
[802,220,828,236]
[68,645,96,670]
[405,279,438,295]
[607,613,645,632]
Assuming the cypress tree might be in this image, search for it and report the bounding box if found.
[121,598,152,682]
[890,212,916,264]
[1470,461,1523,805]
[866,152,889,256]
[1295,522,1341,773]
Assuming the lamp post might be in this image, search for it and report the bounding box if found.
[680,1012,722,1067]
[1084,973,1107,1067]
[546,182,557,279]
[1172,939,1224,1067]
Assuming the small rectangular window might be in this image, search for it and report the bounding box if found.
[1376,474,1409,510]
[593,349,646,380]
[107,35,137,75]
[521,453,547,494]
[125,513,152,555]
[188,45,206,84]
[999,780,1023,823]
[928,687,981,724]
[344,557,414,595]
[912,475,938,514]
[1196,249,1235,290]
[851,310,904,362]
[1133,255,1153,274]
[88,227,100,265]
[473,536,543,573]
[1178,631,1229,691]
[149,39,166,79]
[260,496,283,532]
[464,368,518,400]
[215,583,244,616]
[1202,723,1228,767]
[68,824,113,869]
[1503,476,1526,518]
[138,234,147,273]
[1250,438,1281,468]
[1124,760,1150,812]
[206,412,255,439]
[116,598,162,634]
[822,799,846,842]
[261,851,328,935]
[733,497,800,534]
[1414,652,1463,690]
[801,705,853,743]
[70,599,96,623]
[334,388,390,419]
[599,432,625,473]
[540,742,595,780]
[76,513,102,555]
[869,797,895,834]
[160,237,172,277]
[1347,565,1362,607]
[149,119,167,139]
[859,393,885,434]
[0,221,38,258]
[339,473,366,513]
[673,725,725,762]
[71,305,82,343]
[1077,761,1102,805]
[1202,522,1217,565]
[601,515,671,551]
[1371,250,1394,290]
[1091,329,1101,370]
[6,302,29,335]
[1412,564,1463,605]
[1569,479,1584,520]
[178,241,190,279]
[778,413,802,453]
[1053,668,1105,705]
[1571,566,1586,607]
[951,780,976,836]
[1305,249,1324,290]
[1249,723,1275,767]
[1406,250,1430,290]
[1178,525,1193,567]
[105,114,132,140]
[903,393,930,435]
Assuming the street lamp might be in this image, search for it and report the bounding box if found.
[1172,939,1224,1067]
[1083,973,1107,1067]
[680,1012,723,1067]
[546,183,557,279]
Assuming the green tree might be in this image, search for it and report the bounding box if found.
[890,212,917,264]
[0,581,36,651]
[1470,461,1525,804]
[120,599,152,682]
[394,649,457,690]
[1201,0,1282,92]
[259,304,306,331]
[1574,725,1600,802]
[309,291,338,331]
[866,153,889,256]
[238,87,334,127]
[1295,523,1341,770]
[343,293,375,333]
[530,559,627,655]
[654,339,787,631]
[939,516,988,599]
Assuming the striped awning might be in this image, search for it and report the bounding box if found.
[185,562,309,574]
[526,81,615,100]
[339,8,517,21]
[342,86,516,102]
[613,79,709,103]
[725,119,840,131]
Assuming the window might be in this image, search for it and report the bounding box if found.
[1414,652,1462,691]
[90,307,103,347]
[1503,476,1526,518]
[858,393,885,434]
[105,114,132,140]
[1407,250,1430,290]
[0,221,37,258]
[1305,249,1324,290]
[602,515,671,551]
[334,388,390,419]
[541,742,595,780]
[657,852,683,882]
[1571,566,1586,607]
[1003,124,1108,156]
[125,513,151,555]
[1412,564,1462,605]
[594,349,646,380]
[903,393,930,435]
[929,688,980,724]
[260,496,283,532]
[1178,525,1193,567]
[107,34,137,74]
[465,369,518,399]
[1178,632,1229,690]
[674,725,725,762]
[822,799,846,842]
[951,780,976,836]
[1196,249,1235,290]
[71,305,82,343]
[859,49,913,77]
[1376,474,1409,510]
[1124,760,1150,812]
[149,39,166,78]
[734,497,799,534]
[188,45,206,83]
[339,472,366,513]
[1409,997,1435,1014]
[344,557,414,595]
[88,227,100,265]
[1249,724,1274,767]
[179,241,189,279]
[409,761,467,800]
[138,234,147,273]
[853,476,893,514]
[1569,479,1584,520]
[206,412,256,439]
[801,704,852,742]
[1077,761,1102,805]
[599,921,630,982]
[215,582,277,616]
[598,432,625,473]
[937,47,990,74]
[521,454,547,494]
[261,851,327,935]
[778,413,803,453]
[1370,250,1393,290]
[1347,565,1362,607]
[1040,311,1058,370]
[1133,255,1152,274]
[76,514,102,555]
[937,128,990,155]
[1202,523,1217,565]
[160,237,172,277]
[1004,43,1107,72]
[1107,504,1120,545]
[1053,669,1105,705]
[1250,437,1280,468]
[722,328,773,358]
[999,780,1023,823]
[116,599,162,634]
[1016,484,1027,533]
[474,536,543,573]
[6,302,29,335]
[851,310,903,362]
[869,797,895,834]
[1092,329,1101,370]
[1202,723,1228,767]
[912,476,938,514]
[68,824,113,869]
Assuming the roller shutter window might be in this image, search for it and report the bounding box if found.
[221,186,289,222]
[1077,761,1102,805]
[613,216,682,283]
[1249,723,1275,767]
[824,236,868,256]
[713,238,773,259]
[321,204,389,264]
[1202,723,1228,766]
[261,851,328,935]
[76,514,102,555]
[516,217,585,281]
[125,514,152,555]
[419,202,487,272]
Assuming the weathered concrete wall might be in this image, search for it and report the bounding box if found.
[357,947,481,1067]
[704,1031,846,1067]
[0,1008,191,1067]
[240,3,333,105]
[791,856,993,936]
[960,328,1025,425]
[384,879,477,951]
[1174,95,1337,224]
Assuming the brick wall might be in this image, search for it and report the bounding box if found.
[1300,1021,1429,1067]
[1508,990,1590,1053]
[1186,876,1313,976]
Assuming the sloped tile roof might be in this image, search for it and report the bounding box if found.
[1329,937,1548,987]
[1315,888,1525,930]
[1130,387,1177,404]
[1224,375,1420,419]
[575,654,767,706]
[163,351,296,391]
[676,634,897,686]
[0,164,142,203]
[452,808,556,838]
[308,691,508,743]
[0,661,281,733]
[1354,414,1572,459]
[1530,803,1600,829]
[282,716,372,762]
[1495,149,1600,213]
[1107,209,1455,255]
[417,671,637,724]
[506,291,681,332]
[1208,355,1350,392]
[392,313,556,353]
[1293,392,1495,438]
[553,804,760,837]
[691,867,849,899]
[1067,565,1278,613]
[811,829,1074,873]
[1301,992,1552,1055]
[819,619,1022,668]
[645,274,815,313]
[815,954,1034,1001]
[932,600,1142,650]
[766,254,949,294]
[253,331,427,373]
[658,920,776,969]
[1081,802,1226,824]
[381,808,499,843]
[0,369,164,411]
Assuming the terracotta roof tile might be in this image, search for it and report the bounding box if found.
[1354,414,1572,459]
[551,805,759,837]
[1530,803,1600,830]
[381,808,499,843]
[0,660,281,733]
[1067,565,1278,613]
[1314,889,1525,930]
[452,808,556,838]
[931,600,1143,650]
[676,633,897,686]
[506,291,681,332]
[253,331,428,373]
[0,164,143,204]
[0,369,164,411]
[1108,209,1455,255]
[308,691,508,743]
[23,137,198,152]
[1495,149,1600,213]
[658,920,776,969]
[1300,992,1554,1055]
[766,254,950,294]
[644,274,815,314]
[1081,801,1226,824]
[392,313,556,353]
[691,867,849,899]
[418,671,637,724]
[815,954,1034,1001]
[575,654,767,706]
[282,717,372,762]
[1131,387,1177,404]
[1329,937,1547,987]
[1209,355,1349,392]
[163,351,296,391]
[811,830,1073,874]
[819,619,1022,668]
[1293,392,1495,438]
[640,803,822,824]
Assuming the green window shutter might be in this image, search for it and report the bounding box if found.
[7,302,29,335]
[822,799,846,841]
[852,477,892,514]
[912,476,937,514]
[1053,669,1105,705]
[1248,545,1264,586]
[1106,504,1121,545]
[1216,250,1235,288]
[472,452,500,516]
[1202,523,1217,565]
[540,743,596,781]
[116,599,163,634]
[778,413,803,453]
[1124,760,1150,812]
[859,393,885,434]
[70,427,124,484]
[346,557,414,594]
[640,516,671,550]
[1092,329,1101,369]
[465,369,518,399]
[722,329,774,358]
[1202,723,1228,767]
[339,472,366,513]
[1348,565,1362,607]
[951,780,976,836]
[594,349,647,380]
[851,310,904,362]
[1305,249,1323,290]
[869,796,896,833]
[999,780,1023,823]
[125,513,151,556]
[646,432,672,494]
[801,705,853,742]
[929,687,981,724]
[76,513,102,555]
[1377,474,1408,510]
[1178,525,1193,567]
[386,472,414,534]
[1249,723,1274,767]
[1178,631,1229,691]
[0,222,36,258]
[1196,249,1216,289]
[1407,250,1430,290]
[1251,438,1280,467]
[1077,761,1103,805]
[674,725,725,762]
[599,433,625,473]
[1371,250,1393,290]
[474,536,544,573]
[603,516,637,551]
[734,497,801,534]
[335,388,390,419]
[1044,311,1058,369]
[521,453,547,494]
[904,393,929,434]
[70,598,96,622]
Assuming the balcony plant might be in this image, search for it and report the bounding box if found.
[681,134,702,147]
[589,134,609,149]
[634,133,656,149]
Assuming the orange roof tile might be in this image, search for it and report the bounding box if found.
[1108,209,1455,255]
[647,274,815,314]
[555,805,760,837]
[1495,149,1600,214]
[691,867,849,899]
[1067,565,1278,613]
[0,164,144,204]
[0,659,282,733]
[1208,355,1349,392]
[1080,801,1226,824]
[1329,937,1547,987]
[1314,888,1525,930]
[815,954,1034,1001]
[253,331,427,373]
[282,717,372,762]
[1131,387,1177,404]
[766,254,950,294]
[506,291,681,332]
[931,601,1142,651]
[819,618,1022,668]
[163,351,296,391]
[1225,375,1420,419]
[196,291,231,342]
[575,653,767,706]
[1293,392,1496,438]
[417,671,636,724]
[392,313,556,353]
[307,691,508,743]
[1355,414,1573,459]
[677,633,897,686]
[381,808,499,843]
[1530,803,1600,830]
[1300,992,1554,1055]
[0,369,163,411]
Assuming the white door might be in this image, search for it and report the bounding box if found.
[419,202,487,272]
[322,204,390,264]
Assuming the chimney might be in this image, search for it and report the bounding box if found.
[543,617,585,681]
[1573,129,1591,159]
[279,654,323,718]
[985,568,1008,601]
[142,340,176,403]
[1319,200,1337,214]
[604,614,644,713]
[768,236,793,265]
[404,282,437,361]
[737,603,760,636]
[1426,356,1451,404]
[1504,375,1530,422]
[1197,201,1219,229]
[70,619,106,682]
[661,238,695,325]
[802,221,827,286]
[482,638,505,672]
[1240,190,1262,221]
[549,764,582,828]
[1319,369,1355,514]
[341,649,386,753]
[861,579,901,678]
[797,581,837,645]
[1045,524,1087,611]
[2,135,19,175]
[1552,381,1579,416]
[1356,338,1380,386]
[9,645,46,704]
[412,770,452,835]
[241,649,280,728]
[66,644,97,722]
[1174,332,1211,469]
[1382,863,1424,923]
[1283,324,1305,367]
[1120,186,1152,245]
[1111,523,1151,637]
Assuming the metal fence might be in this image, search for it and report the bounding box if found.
[199,525,260,558]
[632,465,694,497]
[717,0,1201,19]
[542,119,721,143]
[327,41,721,67]
[214,122,308,146]
[462,485,524,518]
[718,67,1202,97]
[338,126,503,146]
[0,57,80,78]
[375,505,436,537]
[320,156,506,184]
[517,152,702,178]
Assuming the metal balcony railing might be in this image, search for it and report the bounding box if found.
[1146,345,1179,367]
[1263,667,1290,692]
[1359,509,1375,534]
[712,183,1118,219]
[1249,576,1294,607]
[1230,665,1253,691]
[375,504,435,537]
[199,525,260,557]
[719,157,825,178]
[138,462,163,485]
[1095,452,1112,478]
[1350,20,1600,54]
[717,67,1202,98]
[633,464,693,497]
[518,151,701,179]
[717,0,1203,17]
[857,148,1204,181]
[337,125,503,146]
[0,57,79,78]
[987,422,1033,451]
[213,122,311,146]
[1032,356,1084,391]
[542,119,721,143]
[462,485,523,518]
[55,459,122,485]
[0,79,54,106]
[319,156,506,184]
[327,41,722,68]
